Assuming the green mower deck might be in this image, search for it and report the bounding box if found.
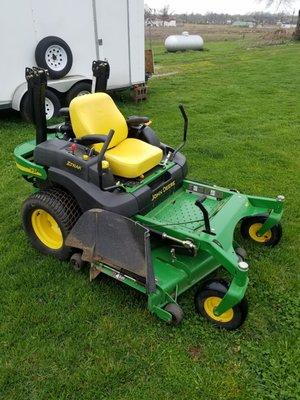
[85,180,284,324]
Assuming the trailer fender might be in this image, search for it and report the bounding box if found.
[12,77,91,111]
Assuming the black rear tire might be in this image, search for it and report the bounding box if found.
[22,188,81,260]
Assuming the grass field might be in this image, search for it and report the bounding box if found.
[0,39,299,399]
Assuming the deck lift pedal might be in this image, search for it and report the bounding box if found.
[14,62,284,329]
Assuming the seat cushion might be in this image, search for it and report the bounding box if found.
[69,93,128,150]
[105,138,163,178]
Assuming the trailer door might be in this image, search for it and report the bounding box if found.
[95,0,131,89]
[128,0,145,84]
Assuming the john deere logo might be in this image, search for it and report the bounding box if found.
[65,161,82,171]
[152,180,175,202]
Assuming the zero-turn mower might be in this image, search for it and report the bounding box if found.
[14,62,284,329]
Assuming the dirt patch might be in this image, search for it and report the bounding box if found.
[187,346,203,360]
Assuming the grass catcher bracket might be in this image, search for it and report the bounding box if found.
[92,60,110,93]
[25,67,49,145]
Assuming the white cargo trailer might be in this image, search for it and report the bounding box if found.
[0,0,145,119]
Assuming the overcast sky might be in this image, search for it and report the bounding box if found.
[145,0,300,14]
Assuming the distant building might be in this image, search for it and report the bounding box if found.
[280,23,296,28]
[232,21,255,28]
[145,19,176,27]
[166,20,176,27]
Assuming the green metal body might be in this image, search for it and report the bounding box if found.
[14,138,284,322]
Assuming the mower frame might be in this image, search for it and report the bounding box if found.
[13,65,285,327]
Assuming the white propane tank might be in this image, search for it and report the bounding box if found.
[165,32,204,52]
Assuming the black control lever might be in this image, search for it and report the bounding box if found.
[98,130,114,162]
[97,129,114,190]
[195,197,215,235]
[169,104,188,161]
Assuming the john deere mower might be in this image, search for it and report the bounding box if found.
[14,62,284,329]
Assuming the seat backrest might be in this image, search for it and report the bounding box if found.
[69,93,128,149]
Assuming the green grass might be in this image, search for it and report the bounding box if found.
[0,40,299,400]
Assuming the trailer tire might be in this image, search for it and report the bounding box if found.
[35,36,73,79]
[66,81,92,105]
[20,90,61,122]
[22,188,81,261]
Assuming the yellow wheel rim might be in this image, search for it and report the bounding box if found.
[248,223,272,243]
[31,209,63,250]
[203,296,234,323]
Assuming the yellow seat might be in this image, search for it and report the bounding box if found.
[69,93,163,178]
[105,138,162,178]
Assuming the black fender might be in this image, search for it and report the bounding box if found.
[48,167,139,216]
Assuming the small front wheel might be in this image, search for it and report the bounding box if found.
[164,303,184,326]
[70,253,87,272]
[195,280,248,330]
[241,216,282,247]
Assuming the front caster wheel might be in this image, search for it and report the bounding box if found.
[195,280,248,330]
[241,216,282,247]
[164,303,184,326]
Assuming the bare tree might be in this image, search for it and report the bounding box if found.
[294,9,300,39]
[144,4,155,21]
[159,5,173,26]
[260,0,300,39]
[261,0,294,7]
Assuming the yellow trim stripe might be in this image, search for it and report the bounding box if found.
[16,162,42,177]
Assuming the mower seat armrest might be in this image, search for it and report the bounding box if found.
[75,134,107,146]
[126,116,150,127]
[58,107,70,117]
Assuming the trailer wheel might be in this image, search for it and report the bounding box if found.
[20,90,61,121]
[241,216,282,247]
[164,303,183,325]
[35,36,73,79]
[22,188,81,261]
[195,280,248,330]
[66,81,92,105]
